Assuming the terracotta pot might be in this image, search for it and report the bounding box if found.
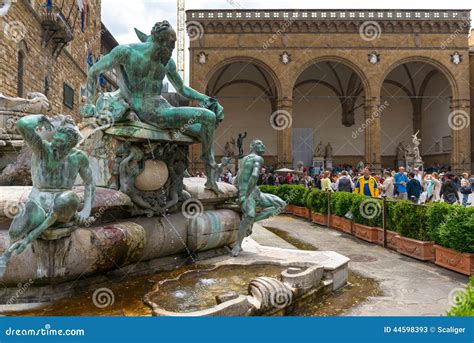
[353,223,378,243]
[375,228,399,250]
[434,245,474,276]
[338,218,353,234]
[330,215,352,234]
[311,212,328,226]
[330,215,341,230]
[292,205,311,219]
[284,204,295,214]
[397,236,434,261]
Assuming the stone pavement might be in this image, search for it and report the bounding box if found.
[251,216,469,316]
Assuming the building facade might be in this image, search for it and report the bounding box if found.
[0,0,102,121]
[187,9,473,173]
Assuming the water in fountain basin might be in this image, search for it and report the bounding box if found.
[148,264,287,313]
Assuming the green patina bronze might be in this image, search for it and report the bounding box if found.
[0,114,96,275]
[82,20,223,193]
[231,140,286,257]
[105,121,196,144]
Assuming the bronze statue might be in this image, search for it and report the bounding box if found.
[0,114,95,275]
[237,131,247,158]
[232,140,286,257]
[81,20,224,193]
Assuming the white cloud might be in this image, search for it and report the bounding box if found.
[103,0,473,44]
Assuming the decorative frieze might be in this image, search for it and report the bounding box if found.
[186,9,471,35]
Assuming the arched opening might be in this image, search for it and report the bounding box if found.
[292,60,366,169]
[380,61,453,170]
[206,61,279,163]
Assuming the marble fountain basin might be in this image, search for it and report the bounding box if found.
[144,260,330,316]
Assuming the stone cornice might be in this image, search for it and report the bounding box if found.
[186,9,471,35]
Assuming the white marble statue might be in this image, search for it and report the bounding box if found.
[325,142,333,159]
[412,130,422,162]
[315,141,324,157]
[0,92,51,113]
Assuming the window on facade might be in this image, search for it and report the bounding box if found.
[17,51,25,97]
[63,83,74,109]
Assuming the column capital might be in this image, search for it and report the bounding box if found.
[450,98,470,110]
[364,97,381,108]
[276,97,293,109]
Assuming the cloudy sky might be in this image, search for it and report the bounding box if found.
[102,0,474,44]
[101,0,473,85]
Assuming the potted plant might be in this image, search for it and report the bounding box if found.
[426,202,453,243]
[350,194,381,243]
[287,186,310,219]
[375,200,399,250]
[435,207,474,276]
[391,201,434,261]
[330,192,353,233]
[307,189,328,226]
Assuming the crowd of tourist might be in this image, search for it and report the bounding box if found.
[213,164,474,206]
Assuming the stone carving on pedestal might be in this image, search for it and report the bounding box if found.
[412,130,423,170]
[395,141,406,167]
[224,138,236,157]
[315,141,324,157]
[312,141,325,172]
[232,140,286,256]
[0,92,52,185]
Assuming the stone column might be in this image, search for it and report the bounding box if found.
[364,98,382,172]
[275,98,293,168]
[450,99,471,173]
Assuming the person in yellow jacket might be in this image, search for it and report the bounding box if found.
[354,167,380,197]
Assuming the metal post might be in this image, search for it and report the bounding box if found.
[327,191,331,228]
[382,195,387,248]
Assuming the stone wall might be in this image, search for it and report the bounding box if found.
[0,0,102,121]
[188,9,472,172]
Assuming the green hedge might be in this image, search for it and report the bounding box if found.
[259,184,473,254]
[438,206,474,253]
[306,189,329,214]
[350,194,383,227]
[425,202,455,243]
[447,277,474,316]
[389,201,429,241]
[331,192,354,217]
[259,184,308,207]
